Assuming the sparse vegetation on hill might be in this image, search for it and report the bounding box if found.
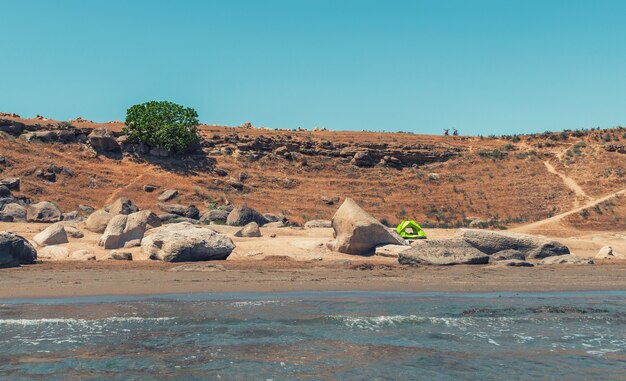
[124,101,199,153]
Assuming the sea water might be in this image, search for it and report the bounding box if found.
[1,291,625,380]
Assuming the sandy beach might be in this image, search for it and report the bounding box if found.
[1,222,625,299]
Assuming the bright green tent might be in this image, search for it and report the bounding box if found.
[396,220,427,239]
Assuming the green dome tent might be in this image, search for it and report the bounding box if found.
[396,220,427,239]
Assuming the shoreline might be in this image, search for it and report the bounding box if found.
[2,261,626,300]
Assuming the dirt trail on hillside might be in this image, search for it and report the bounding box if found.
[543,160,591,207]
[514,187,626,233]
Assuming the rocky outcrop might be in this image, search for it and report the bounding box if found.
[398,239,490,266]
[142,222,235,262]
[329,198,405,255]
[0,119,25,136]
[595,246,618,259]
[33,223,68,246]
[98,211,149,249]
[0,177,20,191]
[199,209,229,224]
[88,128,120,152]
[158,189,178,202]
[106,197,139,215]
[0,231,37,268]
[226,205,269,226]
[0,203,26,221]
[234,222,262,237]
[85,210,113,233]
[455,229,569,259]
[26,202,62,223]
[158,203,199,219]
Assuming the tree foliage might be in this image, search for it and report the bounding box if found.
[124,101,200,153]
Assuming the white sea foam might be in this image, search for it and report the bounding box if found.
[0,316,175,327]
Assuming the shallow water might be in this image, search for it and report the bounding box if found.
[1,291,625,380]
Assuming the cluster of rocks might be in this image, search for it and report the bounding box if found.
[395,229,585,267]
[323,198,596,267]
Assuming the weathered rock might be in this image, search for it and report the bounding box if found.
[88,128,120,152]
[158,189,178,202]
[85,210,113,233]
[78,204,95,214]
[143,184,158,192]
[157,203,198,218]
[226,205,269,226]
[61,211,81,221]
[199,209,229,224]
[1,203,26,221]
[540,254,594,265]
[159,213,180,222]
[68,249,96,261]
[33,223,68,246]
[0,185,11,198]
[455,229,570,259]
[64,226,84,238]
[142,222,235,262]
[38,246,69,260]
[98,211,149,250]
[26,202,62,223]
[106,197,139,215]
[35,168,56,182]
[139,210,161,230]
[234,222,262,237]
[162,217,200,224]
[321,196,339,205]
[398,239,489,266]
[595,246,615,259]
[375,244,410,258]
[304,219,332,228]
[329,198,405,255]
[108,251,133,261]
[263,213,284,223]
[491,249,526,261]
[0,232,37,268]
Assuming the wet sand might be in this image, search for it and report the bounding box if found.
[2,260,626,299]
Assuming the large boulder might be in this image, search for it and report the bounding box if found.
[199,209,229,224]
[106,197,139,215]
[0,203,26,221]
[88,128,120,152]
[455,229,570,259]
[26,202,62,223]
[398,239,490,266]
[33,223,68,246]
[0,231,37,268]
[158,203,199,219]
[98,211,149,249]
[85,209,113,233]
[226,205,269,226]
[234,222,262,237]
[329,198,405,255]
[142,222,235,262]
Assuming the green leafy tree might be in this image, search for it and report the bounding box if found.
[124,101,200,153]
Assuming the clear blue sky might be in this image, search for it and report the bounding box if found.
[2,0,626,135]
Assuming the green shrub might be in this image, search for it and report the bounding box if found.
[124,101,200,153]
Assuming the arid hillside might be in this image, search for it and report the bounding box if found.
[1,114,625,231]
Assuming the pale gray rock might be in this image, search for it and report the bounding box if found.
[33,223,68,246]
[85,210,113,233]
[234,222,262,237]
[455,229,570,259]
[329,198,405,255]
[142,222,235,262]
[398,239,489,266]
[226,205,269,226]
[26,202,62,223]
[98,211,149,250]
[304,219,332,228]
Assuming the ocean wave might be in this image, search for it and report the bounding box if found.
[0,316,175,327]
